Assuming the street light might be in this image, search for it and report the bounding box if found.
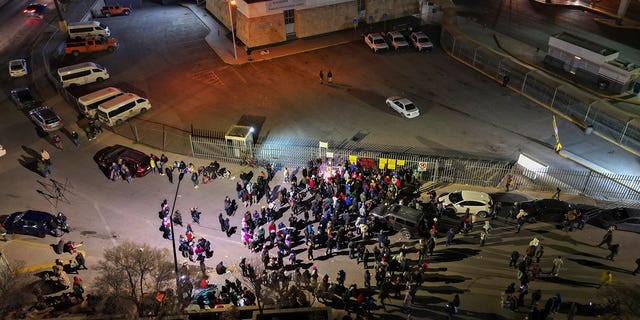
[227,0,238,60]
[169,172,185,300]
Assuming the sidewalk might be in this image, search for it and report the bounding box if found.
[0,237,86,273]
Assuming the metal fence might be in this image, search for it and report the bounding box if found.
[439,26,640,155]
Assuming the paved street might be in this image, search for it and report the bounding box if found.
[1,0,639,319]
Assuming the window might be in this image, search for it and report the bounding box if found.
[284,9,294,24]
[357,0,365,11]
[61,69,90,80]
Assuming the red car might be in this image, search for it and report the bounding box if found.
[94,145,151,178]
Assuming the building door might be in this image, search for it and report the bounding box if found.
[284,9,296,39]
[356,0,365,20]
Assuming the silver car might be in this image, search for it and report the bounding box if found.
[29,106,63,132]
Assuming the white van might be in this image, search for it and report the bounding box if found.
[97,93,152,126]
[57,62,109,88]
[77,87,124,119]
[67,21,110,40]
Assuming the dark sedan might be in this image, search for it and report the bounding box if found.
[588,207,640,233]
[519,199,572,223]
[3,210,56,238]
[94,145,151,178]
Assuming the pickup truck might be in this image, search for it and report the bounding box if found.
[65,37,118,56]
[101,5,131,17]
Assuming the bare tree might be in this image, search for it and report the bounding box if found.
[597,284,640,319]
[238,259,271,316]
[0,259,35,314]
[94,241,175,317]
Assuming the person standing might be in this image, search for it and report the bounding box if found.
[480,231,487,247]
[596,228,613,248]
[75,252,87,270]
[159,154,168,175]
[71,131,79,147]
[319,70,324,84]
[445,228,455,246]
[53,134,63,150]
[551,256,564,276]
[505,175,513,192]
[327,70,333,83]
[0,223,9,242]
[72,276,84,302]
[509,251,520,269]
[597,271,613,289]
[307,241,314,261]
[166,166,174,183]
[219,213,227,232]
[535,244,545,263]
[191,171,199,189]
[364,269,371,289]
[149,155,157,174]
[41,149,50,163]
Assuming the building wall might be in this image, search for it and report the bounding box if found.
[207,0,420,47]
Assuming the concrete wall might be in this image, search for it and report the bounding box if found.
[296,1,356,38]
[206,0,419,47]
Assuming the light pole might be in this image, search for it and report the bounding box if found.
[227,0,238,60]
[169,172,185,297]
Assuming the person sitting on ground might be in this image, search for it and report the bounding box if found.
[216,261,228,275]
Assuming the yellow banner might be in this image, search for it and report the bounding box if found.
[349,155,357,164]
[397,160,405,166]
[378,158,387,169]
[388,159,396,170]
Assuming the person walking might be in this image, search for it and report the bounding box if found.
[71,131,79,147]
[327,70,333,83]
[597,271,613,289]
[307,241,314,261]
[319,70,324,84]
[480,231,487,247]
[551,256,564,276]
[605,244,619,261]
[596,228,613,248]
[218,213,227,232]
[364,269,371,289]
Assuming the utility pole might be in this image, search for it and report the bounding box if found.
[52,0,67,32]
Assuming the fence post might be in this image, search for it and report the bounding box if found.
[472,47,478,66]
[433,160,439,182]
[132,123,139,142]
[550,87,558,108]
[163,125,167,151]
[189,134,194,157]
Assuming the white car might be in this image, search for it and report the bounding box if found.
[384,31,409,51]
[386,96,420,118]
[364,33,389,53]
[0,145,5,157]
[9,59,28,78]
[410,32,434,52]
[439,190,493,220]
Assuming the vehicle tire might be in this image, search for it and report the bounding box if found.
[115,119,123,126]
[477,211,488,218]
[401,229,412,240]
[72,51,79,56]
[108,47,115,52]
[105,13,111,17]
[68,83,77,88]
[139,108,147,114]
[37,231,46,238]
[124,10,130,15]
[96,77,104,82]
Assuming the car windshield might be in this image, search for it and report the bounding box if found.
[418,38,428,43]
[10,64,22,70]
[448,192,463,203]
[405,103,417,111]
[394,37,404,42]
[374,39,385,44]
[17,91,33,101]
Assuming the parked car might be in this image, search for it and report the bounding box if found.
[438,190,493,220]
[410,31,434,52]
[519,199,572,223]
[364,33,389,53]
[370,204,428,239]
[0,144,6,157]
[9,59,28,77]
[384,31,409,51]
[588,207,640,232]
[94,145,151,178]
[64,36,118,56]
[3,210,56,238]
[10,87,40,110]
[28,106,63,132]
[101,5,131,17]
[386,96,420,118]
[23,3,47,18]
